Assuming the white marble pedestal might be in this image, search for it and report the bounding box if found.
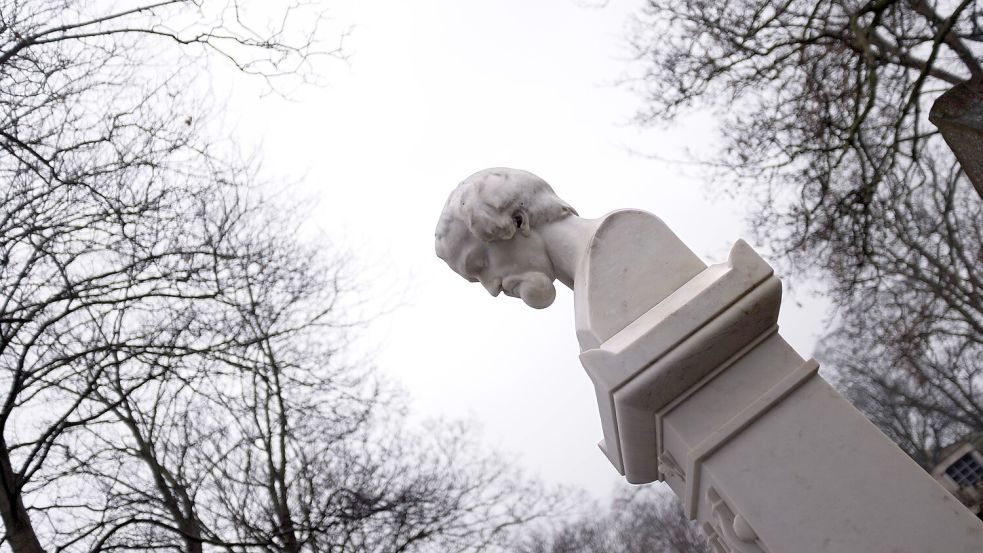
[574,212,983,553]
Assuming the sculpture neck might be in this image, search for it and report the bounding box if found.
[539,215,600,290]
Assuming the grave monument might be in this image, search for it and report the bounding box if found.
[435,167,983,553]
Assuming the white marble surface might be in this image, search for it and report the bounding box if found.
[571,208,983,551]
[213,0,833,501]
[436,171,983,551]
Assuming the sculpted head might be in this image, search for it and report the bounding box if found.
[435,168,577,309]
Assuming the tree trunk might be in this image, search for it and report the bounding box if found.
[0,445,45,553]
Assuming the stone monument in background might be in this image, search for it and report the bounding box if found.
[435,168,983,553]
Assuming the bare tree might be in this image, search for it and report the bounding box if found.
[519,486,710,553]
[627,0,980,267]
[625,1,982,463]
[821,156,982,467]
[1,1,331,549]
[1,2,561,552]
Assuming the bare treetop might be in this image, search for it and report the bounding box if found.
[1,4,562,552]
[629,0,981,265]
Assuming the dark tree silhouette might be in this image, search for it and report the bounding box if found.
[820,163,982,467]
[626,0,982,465]
[1,2,559,551]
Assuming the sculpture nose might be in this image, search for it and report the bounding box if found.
[481,277,502,297]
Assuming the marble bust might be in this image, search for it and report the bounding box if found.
[435,167,596,309]
[434,169,983,553]
[435,167,773,481]
[435,167,707,348]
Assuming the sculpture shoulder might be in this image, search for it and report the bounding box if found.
[587,209,668,251]
[574,209,707,351]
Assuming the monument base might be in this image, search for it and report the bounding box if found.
[575,221,983,552]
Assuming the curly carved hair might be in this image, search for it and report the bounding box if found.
[435,168,577,261]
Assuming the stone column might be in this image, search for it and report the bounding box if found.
[434,169,983,553]
[576,228,983,553]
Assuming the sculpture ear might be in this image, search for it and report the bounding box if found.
[513,209,531,237]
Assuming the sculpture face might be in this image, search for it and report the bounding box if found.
[436,168,579,309]
[441,217,557,309]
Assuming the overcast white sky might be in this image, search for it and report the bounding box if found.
[221,0,830,500]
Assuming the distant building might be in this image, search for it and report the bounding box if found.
[930,435,983,520]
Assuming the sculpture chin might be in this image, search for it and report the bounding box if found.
[509,272,556,309]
